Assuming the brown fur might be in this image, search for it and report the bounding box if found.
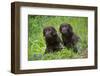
[43,26,62,53]
[60,23,79,52]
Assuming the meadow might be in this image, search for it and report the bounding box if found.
[28,15,88,61]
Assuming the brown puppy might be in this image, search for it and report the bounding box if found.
[60,23,79,52]
[43,26,62,53]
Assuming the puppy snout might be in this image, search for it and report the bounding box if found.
[45,33,52,38]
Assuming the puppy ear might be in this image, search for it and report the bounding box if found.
[68,24,73,31]
[51,27,57,32]
[43,28,45,36]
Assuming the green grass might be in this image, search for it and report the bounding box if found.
[28,15,88,61]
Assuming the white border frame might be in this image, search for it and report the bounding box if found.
[20,6,95,70]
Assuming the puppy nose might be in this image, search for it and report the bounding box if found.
[46,32,50,36]
[62,28,67,32]
[45,33,51,38]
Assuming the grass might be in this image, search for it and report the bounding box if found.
[28,15,88,61]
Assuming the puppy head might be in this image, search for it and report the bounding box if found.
[60,23,73,36]
[43,26,57,39]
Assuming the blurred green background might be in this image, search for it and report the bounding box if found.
[28,15,88,61]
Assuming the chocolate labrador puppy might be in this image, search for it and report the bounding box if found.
[60,23,80,52]
[43,26,63,53]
